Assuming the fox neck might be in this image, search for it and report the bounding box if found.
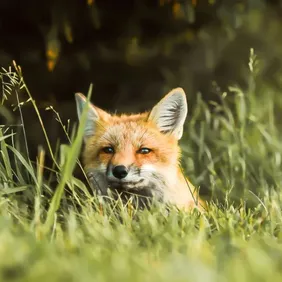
[161,164,201,210]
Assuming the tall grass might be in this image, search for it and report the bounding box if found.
[0,53,282,281]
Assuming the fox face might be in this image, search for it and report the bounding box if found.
[75,88,195,207]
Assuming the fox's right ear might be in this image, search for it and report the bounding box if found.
[75,93,109,140]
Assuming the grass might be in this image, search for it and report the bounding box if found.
[0,51,282,281]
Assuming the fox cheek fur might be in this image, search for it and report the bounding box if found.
[75,88,205,211]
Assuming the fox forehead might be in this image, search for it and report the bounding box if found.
[94,114,176,148]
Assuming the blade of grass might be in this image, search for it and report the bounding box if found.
[43,83,93,235]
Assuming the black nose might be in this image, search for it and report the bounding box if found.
[112,165,128,179]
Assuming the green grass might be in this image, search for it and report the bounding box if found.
[1,52,282,281]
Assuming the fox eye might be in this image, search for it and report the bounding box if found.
[102,146,115,154]
[137,147,152,154]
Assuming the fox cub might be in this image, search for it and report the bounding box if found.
[75,88,205,211]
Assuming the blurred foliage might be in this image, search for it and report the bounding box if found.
[1,0,282,113]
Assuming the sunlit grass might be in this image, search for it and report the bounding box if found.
[0,52,282,281]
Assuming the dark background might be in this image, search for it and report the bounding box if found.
[1,0,282,114]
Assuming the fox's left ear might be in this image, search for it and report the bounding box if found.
[148,88,188,140]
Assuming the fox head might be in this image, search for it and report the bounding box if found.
[75,88,188,202]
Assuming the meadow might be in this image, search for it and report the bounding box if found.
[1,52,282,281]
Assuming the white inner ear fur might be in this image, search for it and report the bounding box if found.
[148,88,188,140]
[75,92,100,140]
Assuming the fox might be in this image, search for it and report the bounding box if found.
[75,88,206,211]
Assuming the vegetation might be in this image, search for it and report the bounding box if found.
[0,50,282,281]
[2,0,282,110]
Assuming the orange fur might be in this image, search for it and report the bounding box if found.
[75,88,206,212]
